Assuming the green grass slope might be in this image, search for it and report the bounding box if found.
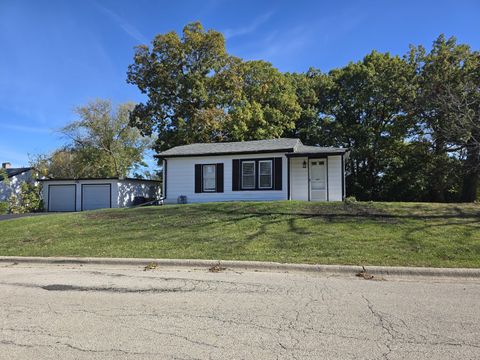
[0,201,479,267]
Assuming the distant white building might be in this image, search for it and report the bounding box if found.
[39,178,162,212]
[0,162,36,202]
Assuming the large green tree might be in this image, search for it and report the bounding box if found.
[408,35,480,202]
[220,59,300,140]
[309,51,416,200]
[34,100,151,179]
[126,23,480,202]
[127,22,300,152]
[285,69,324,145]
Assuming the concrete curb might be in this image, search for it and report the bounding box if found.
[0,256,479,278]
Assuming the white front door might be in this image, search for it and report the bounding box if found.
[309,160,326,201]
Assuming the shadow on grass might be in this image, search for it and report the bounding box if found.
[204,203,480,221]
[82,203,480,244]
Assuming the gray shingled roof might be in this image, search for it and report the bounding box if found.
[0,167,32,181]
[157,138,346,157]
[292,144,346,154]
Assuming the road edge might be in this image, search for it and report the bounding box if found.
[0,256,479,278]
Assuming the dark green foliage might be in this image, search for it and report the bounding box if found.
[8,182,43,214]
[127,22,300,152]
[0,202,8,214]
[32,100,151,179]
[408,35,480,202]
[127,24,480,202]
[310,51,417,200]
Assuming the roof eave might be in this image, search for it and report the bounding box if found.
[37,177,161,183]
[285,151,348,157]
[155,148,297,159]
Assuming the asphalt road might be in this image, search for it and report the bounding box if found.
[0,263,479,360]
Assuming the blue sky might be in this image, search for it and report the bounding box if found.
[1,0,479,168]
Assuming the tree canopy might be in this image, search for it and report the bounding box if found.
[127,22,480,202]
[127,22,300,152]
[33,100,151,179]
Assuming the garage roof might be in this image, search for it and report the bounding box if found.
[38,177,160,183]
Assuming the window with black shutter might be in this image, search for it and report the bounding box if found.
[202,165,216,192]
[195,163,224,193]
[258,160,272,189]
[232,160,240,191]
[216,163,224,193]
[241,161,256,189]
[232,157,282,191]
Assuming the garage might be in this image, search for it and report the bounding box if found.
[40,178,162,212]
[48,185,76,212]
[81,184,111,211]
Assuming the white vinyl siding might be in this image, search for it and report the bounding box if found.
[0,170,35,202]
[202,164,216,192]
[327,155,343,201]
[164,152,343,204]
[290,157,308,201]
[241,161,255,189]
[165,153,288,203]
[117,180,161,207]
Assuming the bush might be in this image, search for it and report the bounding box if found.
[8,183,43,214]
[0,201,8,214]
[344,196,357,205]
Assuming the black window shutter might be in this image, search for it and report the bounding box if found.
[232,159,240,191]
[216,163,224,193]
[274,157,282,190]
[194,164,202,193]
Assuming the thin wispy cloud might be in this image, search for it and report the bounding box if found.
[0,123,52,134]
[223,11,273,39]
[245,26,311,62]
[95,3,148,44]
[237,7,367,71]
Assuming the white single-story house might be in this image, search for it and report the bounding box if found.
[0,162,36,202]
[39,178,162,212]
[157,138,348,204]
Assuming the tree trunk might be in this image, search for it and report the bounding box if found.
[461,170,479,202]
[461,141,480,202]
[429,137,447,202]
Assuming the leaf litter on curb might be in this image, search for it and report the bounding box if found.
[356,266,385,281]
[209,262,226,273]
[144,262,158,271]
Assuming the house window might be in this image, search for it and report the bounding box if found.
[202,164,216,192]
[241,161,255,189]
[258,160,272,189]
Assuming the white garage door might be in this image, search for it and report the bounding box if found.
[82,184,111,211]
[49,185,76,212]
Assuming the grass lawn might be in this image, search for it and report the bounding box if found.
[0,201,479,268]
